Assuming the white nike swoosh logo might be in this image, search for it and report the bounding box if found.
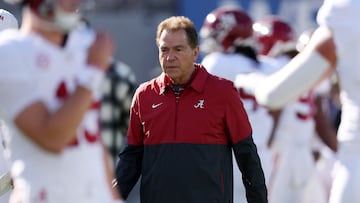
[152,103,163,108]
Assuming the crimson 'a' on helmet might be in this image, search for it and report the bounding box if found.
[200,7,254,54]
[252,16,295,56]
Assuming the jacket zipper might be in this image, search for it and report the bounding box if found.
[174,91,180,140]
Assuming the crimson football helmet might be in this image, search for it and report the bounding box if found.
[200,7,254,54]
[252,15,295,56]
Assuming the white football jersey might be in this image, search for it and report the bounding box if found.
[0,27,113,203]
[265,55,322,203]
[317,0,360,142]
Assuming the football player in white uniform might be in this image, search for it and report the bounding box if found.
[200,6,272,203]
[249,16,331,203]
[0,0,123,202]
[0,8,18,203]
[252,0,360,202]
[297,28,339,202]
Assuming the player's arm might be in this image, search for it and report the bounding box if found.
[114,93,143,200]
[254,26,337,110]
[233,136,268,203]
[313,94,338,152]
[114,144,143,200]
[14,87,93,153]
[14,32,114,153]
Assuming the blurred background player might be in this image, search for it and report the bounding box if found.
[200,6,273,202]
[248,15,336,203]
[252,0,360,202]
[100,59,137,166]
[296,28,339,201]
[0,8,18,203]
[0,0,123,202]
[99,59,139,203]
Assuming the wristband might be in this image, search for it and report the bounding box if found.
[114,199,126,203]
[76,65,105,93]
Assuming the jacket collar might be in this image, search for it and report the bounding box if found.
[155,63,208,95]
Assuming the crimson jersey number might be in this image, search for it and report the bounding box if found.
[56,81,101,146]
[296,93,315,121]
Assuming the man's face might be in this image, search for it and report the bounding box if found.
[158,29,199,84]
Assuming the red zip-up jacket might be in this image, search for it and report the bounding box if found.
[116,64,267,203]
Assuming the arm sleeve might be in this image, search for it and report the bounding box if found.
[115,144,143,200]
[115,87,144,199]
[233,136,268,203]
[225,83,252,144]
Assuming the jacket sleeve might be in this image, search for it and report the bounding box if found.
[233,135,268,203]
[115,144,143,200]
